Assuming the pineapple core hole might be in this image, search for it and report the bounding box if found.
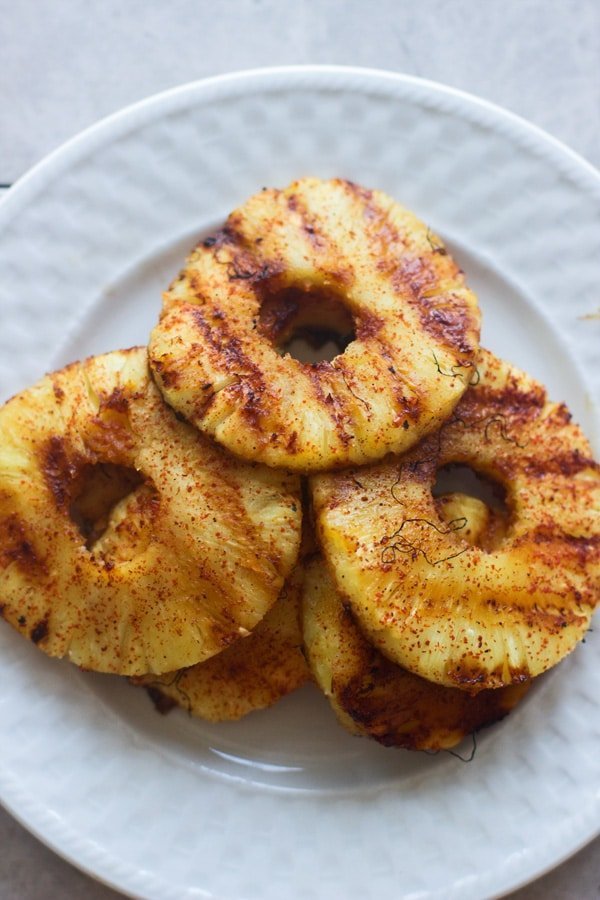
[69,463,145,550]
[432,463,510,551]
[258,285,356,364]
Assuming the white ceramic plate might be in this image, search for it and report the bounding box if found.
[0,66,598,900]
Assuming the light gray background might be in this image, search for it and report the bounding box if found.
[1,1,599,898]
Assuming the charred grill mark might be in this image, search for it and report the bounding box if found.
[286,191,329,251]
[346,184,408,265]
[286,431,299,453]
[188,307,272,431]
[391,256,437,298]
[206,217,282,286]
[459,381,546,421]
[355,311,384,341]
[521,449,600,479]
[102,387,130,414]
[547,403,573,426]
[151,358,181,390]
[446,661,530,690]
[332,358,370,411]
[30,614,49,645]
[86,408,136,461]
[342,179,373,203]
[199,224,242,251]
[305,362,353,447]
[191,379,222,419]
[226,250,281,284]
[376,339,423,426]
[228,381,266,431]
[522,602,587,632]
[0,514,46,574]
[335,616,519,749]
[42,436,82,510]
[412,293,478,356]
[522,527,600,565]
[343,182,478,359]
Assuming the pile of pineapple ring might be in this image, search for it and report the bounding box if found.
[0,177,598,752]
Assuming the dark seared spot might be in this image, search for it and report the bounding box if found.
[343,179,374,205]
[374,339,423,425]
[86,407,136,461]
[192,308,264,379]
[30,614,49,645]
[413,294,477,356]
[52,383,65,401]
[190,307,268,427]
[459,382,546,421]
[41,436,82,510]
[522,526,600,568]
[391,256,436,298]
[199,225,240,251]
[356,311,384,341]
[0,515,46,574]
[286,431,299,453]
[548,403,572,426]
[284,190,329,251]
[102,387,129,414]
[335,611,523,749]
[522,450,599,479]
[229,382,265,431]
[351,188,408,261]
[227,251,281,285]
[445,661,498,689]
[304,364,353,447]
[152,359,181,390]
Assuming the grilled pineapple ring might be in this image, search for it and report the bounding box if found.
[149,177,480,472]
[302,557,529,751]
[133,560,310,721]
[0,348,302,675]
[312,350,600,690]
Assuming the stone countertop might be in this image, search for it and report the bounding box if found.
[1,1,599,897]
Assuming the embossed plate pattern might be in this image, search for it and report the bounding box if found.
[0,67,598,900]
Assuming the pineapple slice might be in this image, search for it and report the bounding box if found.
[302,556,529,751]
[149,177,480,472]
[0,348,302,675]
[132,559,310,721]
[311,349,600,690]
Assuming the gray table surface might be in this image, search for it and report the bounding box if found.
[1,1,599,897]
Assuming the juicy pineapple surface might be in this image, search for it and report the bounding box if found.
[133,559,310,721]
[311,349,600,690]
[302,556,529,751]
[149,177,480,472]
[0,348,302,675]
